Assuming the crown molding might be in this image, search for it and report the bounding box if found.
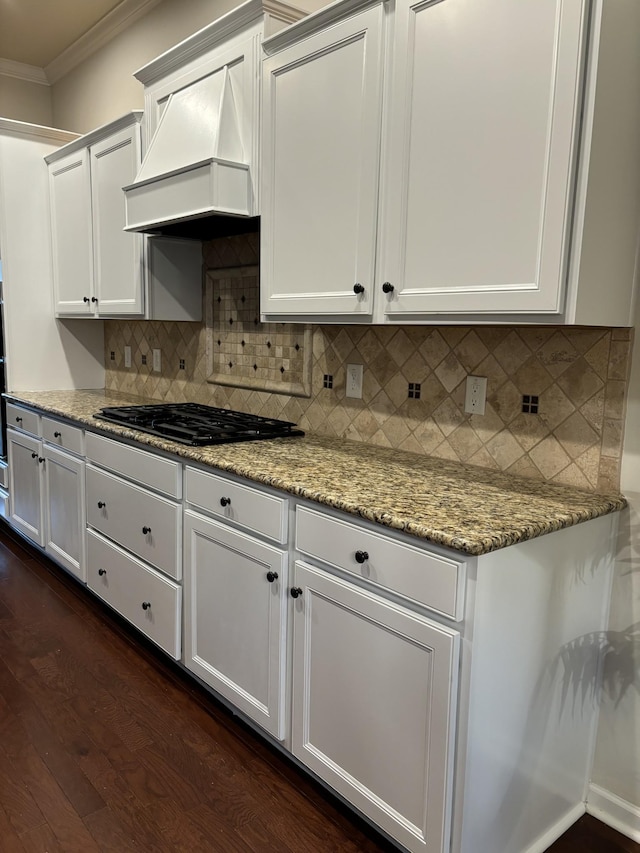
[45,0,162,84]
[0,117,78,144]
[0,59,49,86]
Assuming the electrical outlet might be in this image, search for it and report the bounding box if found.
[346,363,363,399]
[124,346,131,368]
[152,348,162,372]
[464,375,487,415]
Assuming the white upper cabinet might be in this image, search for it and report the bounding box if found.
[47,113,144,317]
[261,5,384,317]
[261,0,640,325]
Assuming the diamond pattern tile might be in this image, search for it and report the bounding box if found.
[103,236,632,493]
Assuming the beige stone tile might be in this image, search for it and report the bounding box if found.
[448,425,483,462]
[433,438,460,461]
[468,446,500,470]
[509,412,550,452]
[433,397,465,437]
[369,389,396,425]
[469,401,504,444]
[381,415,412,446]
[529,435,571,479]
[439,327,469,348]
[506,455,545,480]
[567,328,609,355]
[475,326,509,351]
[493,330,532,372]
[516,326,556,351]
[474,353,507,384]
[604,380,627,420]
[537,383,576,431]
[537,330,579,377]
[351,408,382,441]
[513,356,554,396]
[608,339,631,381]
[369,429,393,448]
[453,330,489,372]
[386,328,416,368]
[419,330,450,369]
[489,379,522,425]
[601,418,624,458]
[597,456,622,493]
[383,372,411,409]
[553,411,599,459]
[434,352,467,393]
[485,430,525,469]
[583,335,611,380]
[612,327,632,341]
[579,389,605,435]
[413,419,446,454]
[398,434,426,454]
[551,463,593,491]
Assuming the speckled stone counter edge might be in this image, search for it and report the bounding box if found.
[5,390,627,557]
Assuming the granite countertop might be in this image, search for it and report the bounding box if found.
[6,389,627,557]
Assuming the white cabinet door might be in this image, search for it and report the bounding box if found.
[91,123,144,315]
[43,444,85,582]
[291,560,459,853]
[48,148,94,315]
[183,510,288,739]
[7,429,45,546]
[261,6,384,318]
[380,0,587,318]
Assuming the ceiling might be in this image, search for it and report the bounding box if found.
[0,0,134,68]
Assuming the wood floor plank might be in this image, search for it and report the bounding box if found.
[83,806,148,853]
[18,823,66,853]
[0,802,28,853]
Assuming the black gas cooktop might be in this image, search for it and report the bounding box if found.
[94,403,304,446]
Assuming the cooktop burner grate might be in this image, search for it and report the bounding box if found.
[94,403,304,446]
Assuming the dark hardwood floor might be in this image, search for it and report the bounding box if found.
[0,523,637,853]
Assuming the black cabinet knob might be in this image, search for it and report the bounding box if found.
[353,283,365,294]
[83,296,90,303]
[142,526,151,535]
[355,550,369,564]
[54,431,61,438]
[31,452,37,459]
[290,587,303,599]
[98,568,106,576]
[382,282,394,294]
[141,601,151,610]
[91,297,98,303]
[97,501,106,509]
[38,457,44,464]
[266,571,279,583]
[15,416,22,423]
[220,497,231,507]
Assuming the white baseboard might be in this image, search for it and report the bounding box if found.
[522,803,585,853]
[587,783,640,843]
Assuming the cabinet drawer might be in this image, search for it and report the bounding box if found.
[185,466,288,544]
[87,529,181,659]
[86,464,181,580]
[42,416,84,456]
[86,432,181,498]
[296,506,465,621]
[6,403,41,437]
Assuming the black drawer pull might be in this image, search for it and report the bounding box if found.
[97,501,106,509]
[98,568,106,576]
[142,526,151,535]
[355,550,369,564]
[266,571,279,583]
[290,587,303,599]
[220,497,231,507]
[141,601,151,610]
[54,431,61,438]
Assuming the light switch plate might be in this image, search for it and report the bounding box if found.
[152,348,162,372]
[124,346,131,368]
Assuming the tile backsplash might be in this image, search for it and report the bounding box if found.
[104,235,632,494]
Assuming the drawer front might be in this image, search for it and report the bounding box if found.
[86,464,181,580]
[0,460,8,490]
[42,416,84,456]
[6,403,41,437]
[86,432,181,498]
[87,529,181,659]
[296,506,465,621]
[185,466,288,544]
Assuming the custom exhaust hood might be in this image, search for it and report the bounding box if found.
[123,66,253,234]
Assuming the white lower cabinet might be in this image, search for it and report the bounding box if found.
[291,560,459,853]
[87,528,181,659]
[183,509,288,739]
[43,443,86,582]
[7,427,45,547]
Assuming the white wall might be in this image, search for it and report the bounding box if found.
[0,75,52,126]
